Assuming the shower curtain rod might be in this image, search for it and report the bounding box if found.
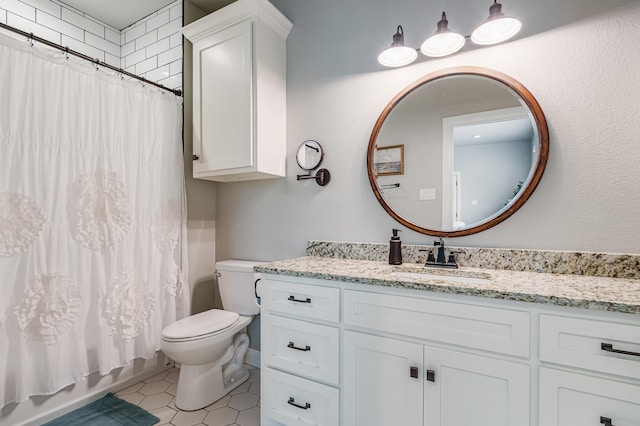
[0,22,182,97]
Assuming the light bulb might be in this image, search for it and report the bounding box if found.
[378,46,418,67]
[421,32,465,57]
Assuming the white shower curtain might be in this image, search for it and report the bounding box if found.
[0,32,189,406]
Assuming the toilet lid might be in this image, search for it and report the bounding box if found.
[162,309,239,340]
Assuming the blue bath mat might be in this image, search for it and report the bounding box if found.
[42,392,159,425]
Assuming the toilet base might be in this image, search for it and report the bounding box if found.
[174,332,251,411]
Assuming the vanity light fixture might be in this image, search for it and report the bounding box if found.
[420,12,465,58]
[377,25,418,68]
[378,0,521,67]
[471,0,521,45]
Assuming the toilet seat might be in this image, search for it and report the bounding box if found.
[162,309,239,342]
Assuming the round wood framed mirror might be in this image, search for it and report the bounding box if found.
[367,66,549,237]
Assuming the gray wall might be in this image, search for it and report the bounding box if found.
[184,2,220,315]
[214,0,640,259]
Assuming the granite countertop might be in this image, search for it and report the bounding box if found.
[255,256,640,315]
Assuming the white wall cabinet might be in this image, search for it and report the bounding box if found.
[182,0,292,182]
[260,274,640,425]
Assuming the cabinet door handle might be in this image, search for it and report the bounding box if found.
[288,341,311,352]
[288,397,311,410]
[601,342,640,357]
[426,369,436,382]
[192,154,199,161]
[409,366,418,379]
[600,416,614,426]
[288,295,311,303]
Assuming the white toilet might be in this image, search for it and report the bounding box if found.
[160,260,263,411]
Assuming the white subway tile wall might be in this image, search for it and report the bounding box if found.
[121,1,182,90]
[0,0,183,91]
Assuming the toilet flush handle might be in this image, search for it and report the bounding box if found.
[254,278,262,307]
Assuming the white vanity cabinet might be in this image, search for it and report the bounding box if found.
[538,314,640,426]
[342,290,531,426]
[259,273,640,426]
[260,280,341,426]
[182,0,292,182]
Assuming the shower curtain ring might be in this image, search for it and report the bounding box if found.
[28,32,34,47]
[94,58,100,71]
[64,46,69,60]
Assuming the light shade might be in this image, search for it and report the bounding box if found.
[378,25,418,67]
[471,1,521,45]
[420,12,465,58]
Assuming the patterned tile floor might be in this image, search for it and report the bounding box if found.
[116,365,260,426]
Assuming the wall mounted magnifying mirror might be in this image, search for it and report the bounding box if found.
[367,66,549,237]
[297,140,331,186]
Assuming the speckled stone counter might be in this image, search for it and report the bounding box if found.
[255,256,640,315]
[306,241,640,279]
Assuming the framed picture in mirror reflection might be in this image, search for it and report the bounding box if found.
[374,144,404,176]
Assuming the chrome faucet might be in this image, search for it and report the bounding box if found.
[424,238,459,268]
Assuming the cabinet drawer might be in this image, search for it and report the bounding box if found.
[540,314,640,379]
[262,314,339,384]
[343,290,530,357]
[262,367,340,426]
[262,280,340,322]
[539,367,640,426]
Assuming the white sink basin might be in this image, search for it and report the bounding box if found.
[390,271,492,285]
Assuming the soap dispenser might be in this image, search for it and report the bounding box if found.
[389,229,403,265]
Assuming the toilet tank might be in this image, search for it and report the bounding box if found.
[215,260,265,316]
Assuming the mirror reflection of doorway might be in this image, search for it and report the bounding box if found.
[453,171,464,229]
[442,107,535,230]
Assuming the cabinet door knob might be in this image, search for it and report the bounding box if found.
[426,369,436,382]
[600,416,614,426]
[409,366,419,379]
[288,397,311,410]
[288,341,311,352]
[601,342,640,357]
[192,154,199,161]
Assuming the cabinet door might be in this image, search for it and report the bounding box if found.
[424,346,530,426]
[343,331,423,426]
[539,367,640,426]
[192,19,253,175]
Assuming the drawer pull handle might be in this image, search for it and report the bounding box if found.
[601,343,640,357]
[288,295,311,303]
[600,416,614,426]
[288,397,311,410]
[288,341,311,352]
